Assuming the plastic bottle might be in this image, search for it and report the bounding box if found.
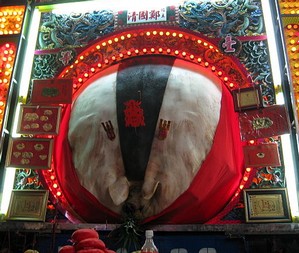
[140,230,159,253]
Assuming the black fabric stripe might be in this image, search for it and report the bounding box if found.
[116,56,175,181]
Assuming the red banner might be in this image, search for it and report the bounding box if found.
[243,143,281,168]
[239,105,291,141]
[6,138,53,169]
[17,105,61,135]
[30,79,73,104]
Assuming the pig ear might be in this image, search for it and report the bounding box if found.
[143,181,160,200]
[109,176,130,206]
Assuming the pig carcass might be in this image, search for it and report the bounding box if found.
[68,57,224,219]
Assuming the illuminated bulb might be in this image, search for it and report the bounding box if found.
[104,59,109,63]
[84,73,89,77]
[56,191,62,197]
[127,51,131,56]
[190,54,194,59]
[127,34,131,38]
[112,56,116,61]
[166,49,171,54]
[108,39,112,44]
[119,53,124,58]
[146,31,151,36]
[114,38,119,42]
[142,48,147,53]
[50,175,55,180]
[172,32,177,37]
[96,45,100,50]
[79,55,84,60]
[166,31,170,36]
[151,48,155,53]
[135,49,139,54]
[121,35,125,40]
[246,167,252,172]
[223,77,228,81]
[229,83,234,88]
[179,33,183,38]
[102,42,106,46]
[182,52,186,57]
[174,50,179,55]
[153,31,157,35]
[91,67,95,72]
[218,71,223,76]
[239,184,244,190]
[53,183,58,188]
[159,31,163,36]
[98,63,102,68]
[78,78,83,82]
[204,62,209,67]
[158,48,163,53]
[197,58,202,62]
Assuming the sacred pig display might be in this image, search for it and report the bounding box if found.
[68,57,222,219]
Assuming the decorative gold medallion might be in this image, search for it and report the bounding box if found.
[40,116,49,121]
[22,152,33,158]
[34,144,44,151]
[24,113,39,121]
[43,110,53,115]
[43,123,53,131]
[13,152,21,158]
[20,158,30,165]
[252,117,273,130]
[16,143,25,150]
[39,155,47,160]
[30,123,39,129]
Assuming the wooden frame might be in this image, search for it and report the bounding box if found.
[243,188,292,223]
[17,105,62,135]
[6,138,53,169]
[232,86,263,111]
[6,190,49,221]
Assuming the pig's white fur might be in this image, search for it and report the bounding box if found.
[68,59,222,218]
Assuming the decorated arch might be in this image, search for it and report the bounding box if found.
[41,25,254,224]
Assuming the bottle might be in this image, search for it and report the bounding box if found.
[140,230,159,253]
